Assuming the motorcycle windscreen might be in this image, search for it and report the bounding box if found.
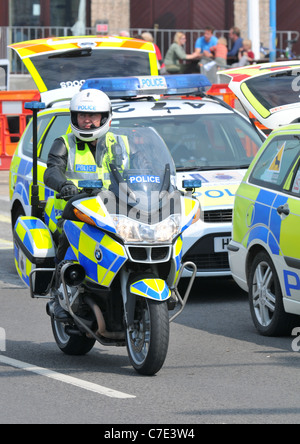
[220,62,300,129]
[108,127,178,214]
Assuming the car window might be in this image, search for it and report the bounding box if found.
[21,115,53,158]
[250,135,300,190]
[245,73,300,112]
[31,50,152,90]
[291,166,300,194]
[111,113,262,169]
[39,114,70,163]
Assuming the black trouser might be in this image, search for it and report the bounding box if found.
[55,219,70,263]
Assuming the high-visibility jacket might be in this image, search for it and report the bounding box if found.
[54,132,129,214]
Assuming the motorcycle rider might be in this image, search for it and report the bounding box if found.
[44,89,113,321]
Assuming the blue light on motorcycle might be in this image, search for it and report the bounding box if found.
[182,179,202,189]
[77,179,103,189]
[81,74,211,98]
[24,101,46,110]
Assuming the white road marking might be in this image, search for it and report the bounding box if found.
[0,239,13,249]
[0,214,10,223]
[0,355,136,399]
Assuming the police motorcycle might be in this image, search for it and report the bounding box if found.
[14,120,200,375]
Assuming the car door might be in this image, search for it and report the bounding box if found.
[248,132,300,250]
[278,153,300,300]
[249,131,300,299]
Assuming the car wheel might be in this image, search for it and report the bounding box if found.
[249,251,298,336]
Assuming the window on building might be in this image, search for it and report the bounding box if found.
[10,0,84,30]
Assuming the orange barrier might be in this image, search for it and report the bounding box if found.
[249,111,271,135]
[181,84,237,108]
[207,83,237,108]
[0,90,40,170]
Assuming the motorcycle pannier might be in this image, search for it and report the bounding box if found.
[14,216,56,293]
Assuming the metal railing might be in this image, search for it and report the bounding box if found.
[1,26,299,75]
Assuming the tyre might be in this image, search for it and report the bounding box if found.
[11,205,25,231]
[249,251,298,336]
[126,297,169,376]
[51,318,95,355]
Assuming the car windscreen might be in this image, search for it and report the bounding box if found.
[245,72,300,112]
[111,113,262,170]
[31,49,151,90]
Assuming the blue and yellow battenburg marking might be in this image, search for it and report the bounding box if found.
[10,156,54,205]
[44,197,61,233]
[181,196,199,232]
[245,189,288,256]
[14,217,56,286]
[130,279,171,301]
[64,220,127,287]
[173,236,183,284]
[73,197,116,234]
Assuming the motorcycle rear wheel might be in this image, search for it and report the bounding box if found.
[51,318,95,356]
[126,298,169,376]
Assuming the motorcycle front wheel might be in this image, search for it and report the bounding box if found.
[126,297,169,376]
[51,318,96,356]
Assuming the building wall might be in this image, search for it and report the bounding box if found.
[234,0,270,46]
[129,0,233,31]
[127,0,271,48]
[90,0,130,35]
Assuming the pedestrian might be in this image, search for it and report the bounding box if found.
[163,32,199,74]
[141,31,164,70]
[119,30,130,37]
[194,26,218,61]
[227,27,243,62]
[232,39,255,67]
[210,37,228,68]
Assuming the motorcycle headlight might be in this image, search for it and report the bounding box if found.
[113,215,181,243]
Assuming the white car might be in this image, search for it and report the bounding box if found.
[9,37,264,279]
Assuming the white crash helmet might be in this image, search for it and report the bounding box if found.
[70,89,112,142]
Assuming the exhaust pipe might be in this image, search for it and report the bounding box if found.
[84,296,125,340]
[59,263,124,341]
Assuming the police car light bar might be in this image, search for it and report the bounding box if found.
[81,74,211,98]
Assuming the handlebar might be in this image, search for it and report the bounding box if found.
[56,188,103,201]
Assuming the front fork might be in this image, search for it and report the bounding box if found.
[120,261,197,328]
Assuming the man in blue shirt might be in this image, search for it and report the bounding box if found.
[227,27,243,58]
[195,26,218,82]
[195,26,218,58]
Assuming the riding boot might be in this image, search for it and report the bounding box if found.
[51,261,71,322]
[52,291,71,322]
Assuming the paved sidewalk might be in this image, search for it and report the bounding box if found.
[0,170,9,197]
[0,171,9,197]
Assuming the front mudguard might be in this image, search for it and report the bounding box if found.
[123,262,197,326]
[123,275,171,327]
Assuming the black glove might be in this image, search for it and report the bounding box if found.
[59,181,79,200]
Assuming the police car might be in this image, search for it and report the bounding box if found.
[9,38,264,279]
[224,62,300,335]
